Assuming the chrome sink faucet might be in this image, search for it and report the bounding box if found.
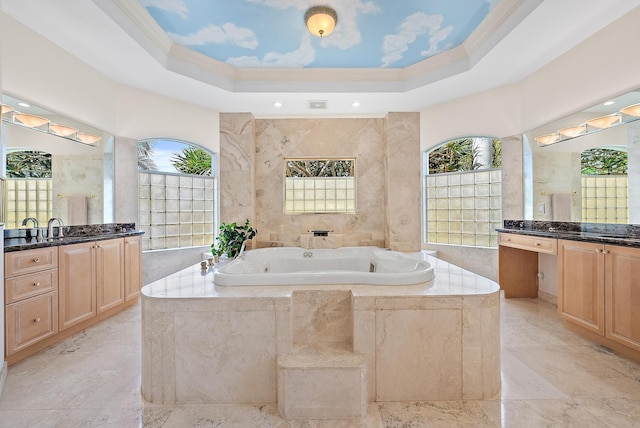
[21,217,39,228]
[47,217,65,239]
[22,217,43,241]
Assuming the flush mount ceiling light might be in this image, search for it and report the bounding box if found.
[534,133,560,145]
[13,113,50,128]
[586,113,621,129]
[273,101,283,108]
[76,132,102,145]
[304,6,337,37]
[620,103,640,117]
[49,123,78,137]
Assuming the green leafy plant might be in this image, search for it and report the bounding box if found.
[212,219,258,258]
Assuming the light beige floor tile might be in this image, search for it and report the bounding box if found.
[377,401,496,427]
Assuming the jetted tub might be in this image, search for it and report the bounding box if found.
[213,246,434,286]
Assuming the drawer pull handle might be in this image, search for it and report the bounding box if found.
[33,258,40,263]
[34,282,41,287]
[603,249,609,254]
[34,317,41,323]
[596,248,602,253]
[535,243,541,246]
[506,238,511,241]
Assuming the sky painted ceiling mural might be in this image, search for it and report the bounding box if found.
[139,0,499,69]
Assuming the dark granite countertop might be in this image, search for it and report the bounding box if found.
[4,223,144,252]
[498,220,640,248]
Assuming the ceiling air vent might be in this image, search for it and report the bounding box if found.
[307,100,328,110]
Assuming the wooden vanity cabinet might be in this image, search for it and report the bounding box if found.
[558,240,604,335]
[604,245,640,353]
[558,240,640,356]
[59,238,124,331]
[4,248,59,356]
[124,235,142,301]
[5,235,142,364]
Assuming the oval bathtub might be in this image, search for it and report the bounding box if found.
[213,246,434,286]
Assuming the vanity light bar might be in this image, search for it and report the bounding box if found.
[536,103,640,147]
[0,104,101,146]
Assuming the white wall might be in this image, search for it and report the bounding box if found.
[1,13,219,153]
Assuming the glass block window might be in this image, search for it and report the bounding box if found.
[284,159,355,214]
[581,176,628,224]
[4,178,53,229]
[138,139,216,251]
[424,137,502,248]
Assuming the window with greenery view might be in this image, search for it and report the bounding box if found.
[425,137,502,247]
[138,139,216,250]
[284,159,355,214]
[581,147,628,224]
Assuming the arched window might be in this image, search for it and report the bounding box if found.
[137,139,217,251]
[424,137,502,247]
[581,147,628,223]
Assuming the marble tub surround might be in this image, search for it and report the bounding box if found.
[499,220,640,246]
[141,253,500,418]
[220,113,421,253]
[4,223,142,252]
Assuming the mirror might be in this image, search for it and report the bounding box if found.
[523,89,640,224]
[1,95,114,229]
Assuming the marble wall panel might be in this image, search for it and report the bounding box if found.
[353,309,376,401]
[254,118,385,244]
[219,113,255,226]
[174,310,276,403]
[114,136,138,223]
[501,135,524,221]
[384,113,421,251]
[376,308,462,401]
[291,290,352,346]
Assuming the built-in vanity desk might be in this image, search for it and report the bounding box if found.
[498,220,640,363]
[4,223,143,365]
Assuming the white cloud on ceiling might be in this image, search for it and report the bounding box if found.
[226,33,315,67]
[380,12,452,67]
[169,23,258,49]
[140,0,188,19]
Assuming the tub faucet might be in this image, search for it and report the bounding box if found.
[47,217,65,239]
[237,242,246,260]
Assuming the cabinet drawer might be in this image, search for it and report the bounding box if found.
[5,269,58,304]
[5,291,58,356]
[5,248,59,277]
[499,233,557,255]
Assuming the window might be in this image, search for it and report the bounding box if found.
[4,150,53,228]
[138,139,216,250]
[581,147,628,223]
[284,158,355,214]
[424,137,502,247]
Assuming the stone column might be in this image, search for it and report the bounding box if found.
[384,112,421,251]
[501,134,524,220]
[114,136,138,223]
[219,113,255,226]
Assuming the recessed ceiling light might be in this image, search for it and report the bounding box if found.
[352,101,360,107]
[603,100,615,106]
[273,101,283,108]
[18,102,30,108]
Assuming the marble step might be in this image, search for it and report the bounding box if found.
[277,344,367,420]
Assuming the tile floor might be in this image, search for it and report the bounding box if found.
[1,295,640,427]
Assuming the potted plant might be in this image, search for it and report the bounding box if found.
[212,219,258,261]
